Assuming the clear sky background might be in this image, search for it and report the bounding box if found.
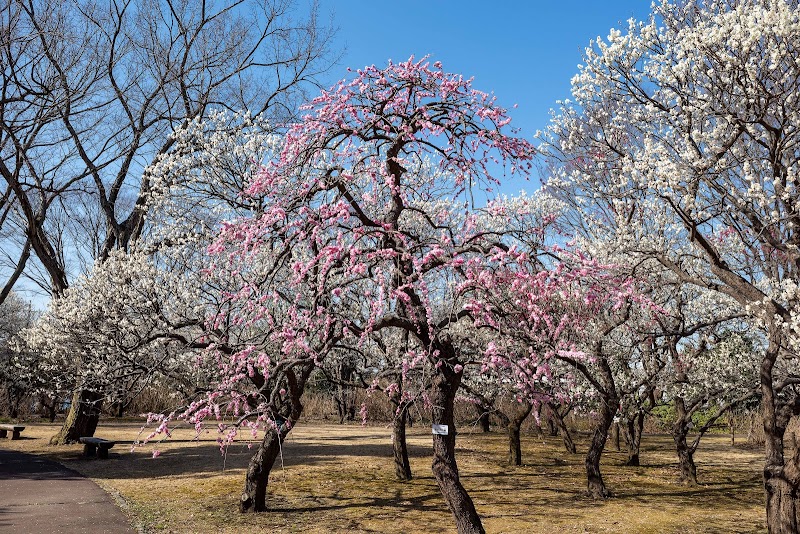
[20,2,658,308]
[317,1,653,145]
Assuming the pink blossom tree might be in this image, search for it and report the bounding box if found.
[185,57,536,533]
[463,246,660,498]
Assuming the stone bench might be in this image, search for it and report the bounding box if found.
[79,437,116,459]
[0,424,25,440]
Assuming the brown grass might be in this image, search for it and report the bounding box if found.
[1,421,765,533]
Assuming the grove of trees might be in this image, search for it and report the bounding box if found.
[2,1,799,533]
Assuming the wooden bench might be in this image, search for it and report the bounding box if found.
[79,437,116,459]
[0,424,25,440]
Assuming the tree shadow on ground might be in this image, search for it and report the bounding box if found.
[0,449,84,481]
[59,439,433,479]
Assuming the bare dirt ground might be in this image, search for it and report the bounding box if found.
[0,421,765,533]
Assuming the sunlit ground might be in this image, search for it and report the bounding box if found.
[1,421,765,533]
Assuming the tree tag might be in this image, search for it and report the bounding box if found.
[432,424,449,435]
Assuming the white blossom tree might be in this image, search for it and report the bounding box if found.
[0,291,36,417]
[20,111,281,442]
[542,1,800,529]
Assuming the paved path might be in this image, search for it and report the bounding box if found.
[0,448,137,533]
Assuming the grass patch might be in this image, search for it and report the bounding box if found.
[1,421,765,533]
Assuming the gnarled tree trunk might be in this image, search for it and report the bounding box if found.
[762,335,800,534]
[240,425,284,512]
[430,363,484,534]
[585,358,618,499]
[240,366,311,513]
[673,398,698,485]
[50,389,102,445]
[675,431,698,485]
[586,395,616,499]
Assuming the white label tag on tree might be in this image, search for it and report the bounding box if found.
[431,424,449,435]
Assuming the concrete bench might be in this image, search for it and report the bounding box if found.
[79,437,116,459]
[0,424,25,440]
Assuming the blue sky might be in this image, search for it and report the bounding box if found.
[318,1,652,141]
[19,2,657,307]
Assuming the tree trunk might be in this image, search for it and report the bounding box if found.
[545,410,558,436]
[673,427,698,485]
[430,367,484,534]
[40,395,58,422]
[624,412,644,467]
[240,366,311,513]
[533,404,544,436]
[507,400,533,466]
[673,398,698,485]
[586,391,617,499]
[393,400,412,480]
[508,424,522,467]
[548,402,577,454]
[50,389,102,445]
[476,404,491,433]
[764,409,800,534]
[240,426,283,513]
[677,437,698,485]
[762,335,800,534]
[335,357,356,424]
[2,382,24,419]
[765,474,800,534]
[610,421,621,452]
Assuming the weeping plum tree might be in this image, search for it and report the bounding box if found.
[167,57,536,533]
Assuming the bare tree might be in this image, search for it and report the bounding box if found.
[0,0,334,444]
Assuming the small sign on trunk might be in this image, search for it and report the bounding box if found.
[432,424,449,435]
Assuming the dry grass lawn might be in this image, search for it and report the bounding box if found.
[0,420,766,533]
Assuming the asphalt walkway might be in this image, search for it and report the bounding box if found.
[0,448,137,533]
